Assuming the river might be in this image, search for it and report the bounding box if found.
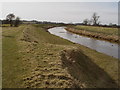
[48,27,119,59]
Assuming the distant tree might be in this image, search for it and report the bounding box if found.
[14,17,20,27]
[109,23,113,26]
[0,20,1,26]
[83,19,89,25]
[0,19,1,24]
[6,13,15,26]
[88,19,92,25]
[109,23,117,27]
[91,12,100,26]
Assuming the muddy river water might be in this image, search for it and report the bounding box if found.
[48,27,119,59]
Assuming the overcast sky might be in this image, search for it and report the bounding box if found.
[1,2,118,24]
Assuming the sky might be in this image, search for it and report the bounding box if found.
[1,1,118,24]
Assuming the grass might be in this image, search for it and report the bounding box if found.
[2,26,26,87]
[2,24,119,88]
[75,25,118,36]
[66,25,119,43]
[2,24,74,88]
[61,49,118,88]
[0,24,10,27]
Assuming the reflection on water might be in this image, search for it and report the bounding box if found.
[48,27,119,59]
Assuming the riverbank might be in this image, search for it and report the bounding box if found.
[2,24,119,88]
[65,25,119,43]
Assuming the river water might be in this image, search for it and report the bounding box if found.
[48,27,119,59]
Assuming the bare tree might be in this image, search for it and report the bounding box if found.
[91,12,100,26]
[6,13,15,26]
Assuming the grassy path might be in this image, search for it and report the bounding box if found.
[2,24,119,88]
[2,26,25,87]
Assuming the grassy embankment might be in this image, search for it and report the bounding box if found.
[2,24,119,88]
[66,25,119,43]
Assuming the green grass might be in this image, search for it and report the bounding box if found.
[32,24,72,45]
[2,24,119,88]
[2,26,26,87]
[74,25,118,36]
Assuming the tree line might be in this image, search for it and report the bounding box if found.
[1,12,117,27]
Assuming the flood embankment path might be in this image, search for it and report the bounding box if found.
[48,27,119,59]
